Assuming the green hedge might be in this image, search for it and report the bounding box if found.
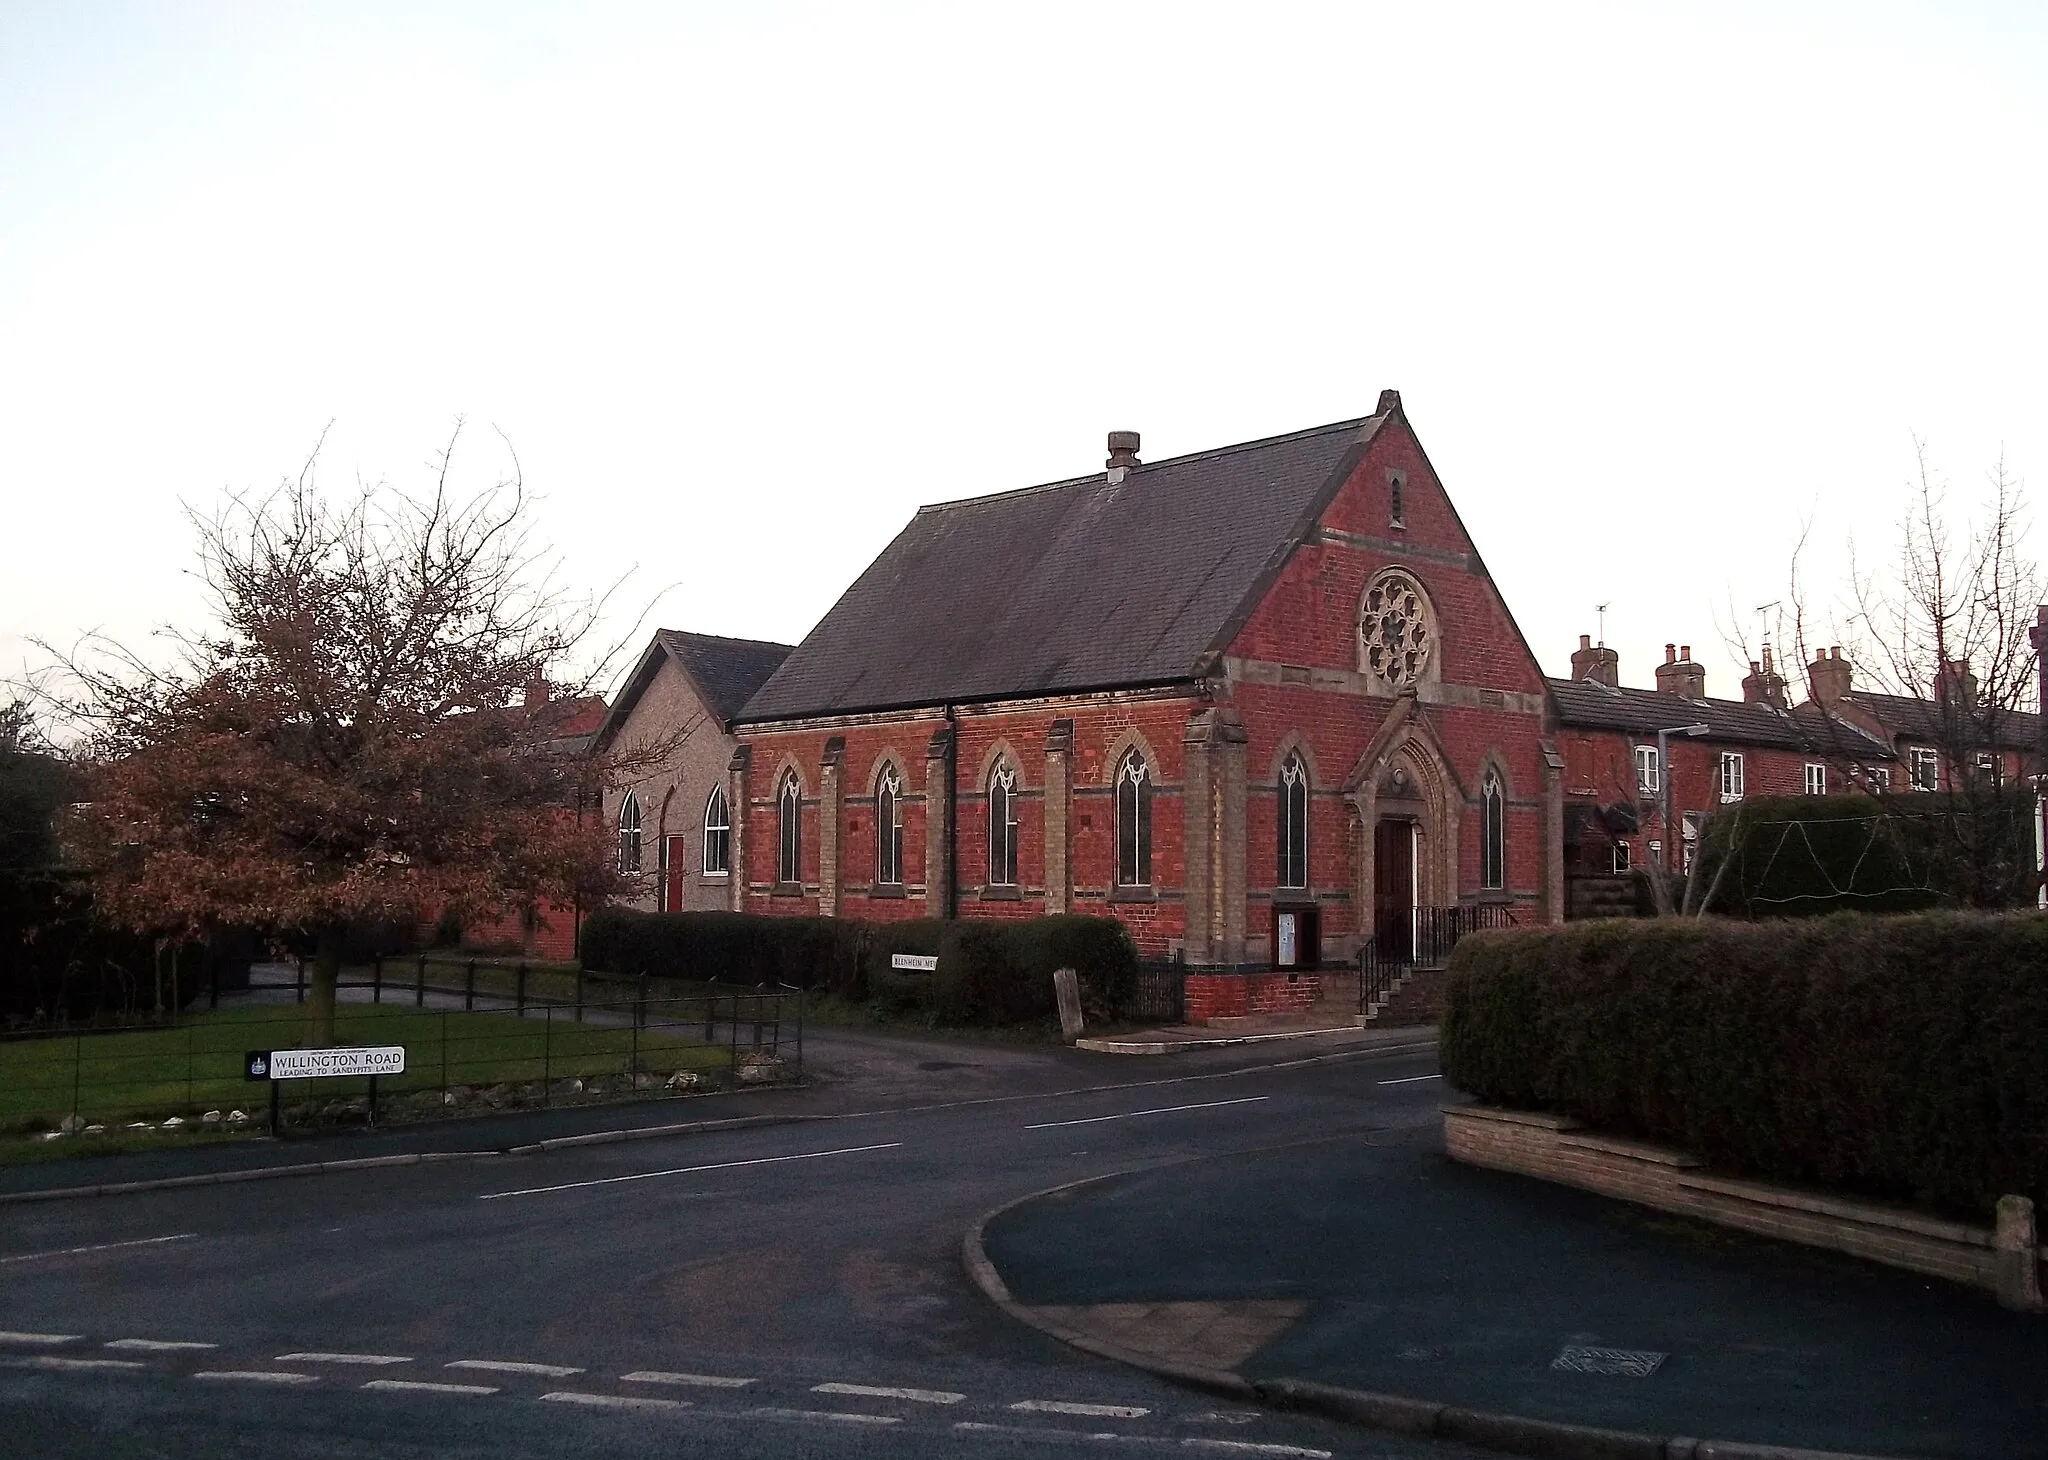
[580,910,1138,1026]
[1696,792,2035,916]
[1439,913,2048,1219]
[578,910,865,996]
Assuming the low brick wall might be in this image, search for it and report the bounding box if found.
[1445,1104,2046,1308]
[1184,973,1322,1024]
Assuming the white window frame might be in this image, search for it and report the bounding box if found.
[1909,746,1939,792]
[1804,762,1826,796]
[617,790,642,874]
[702,785,731,878]
[1611,839,1631,873]
[988,763,1020,887]
[1866,765,1891,793]
[1634,744,1659,796]
[1718,751,1745,803]
[1277,753,1310,890]
[875,767,904,886]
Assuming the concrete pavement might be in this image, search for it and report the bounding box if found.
[976,1118,2048,1460]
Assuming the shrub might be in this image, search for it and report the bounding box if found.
[1439,913,2048,1219]
[579,910,864,995]
[580,909,1138,1027]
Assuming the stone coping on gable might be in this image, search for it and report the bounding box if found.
[1443,1103,2044,1312]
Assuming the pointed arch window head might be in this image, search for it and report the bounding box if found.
[1278,753,1309,890]
[988,763,1020,887]
[1116,750,1153,888]
[776,773,802,887]
[617,790,643,874]
[1480,769,1506,891]
[702,785,731,877]
[876,766,904,886]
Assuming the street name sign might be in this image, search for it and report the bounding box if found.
[890,953,938,973]
[244,1046,406,1081]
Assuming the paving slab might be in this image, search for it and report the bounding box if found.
[978,1125,2048,1459]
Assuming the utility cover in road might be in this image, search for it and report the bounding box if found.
[248,1046,406,1080]
[890,954,938,972]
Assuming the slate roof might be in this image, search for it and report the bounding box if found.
[1546,677,1893,757]
[1837,690,2044,753]
[595,630,794,747]
[735,416,1385,723]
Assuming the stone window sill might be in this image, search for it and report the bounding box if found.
[980,885,1022,902]
[869,884,907,900]
[1108,887,1157,905]
[771,883,805,899]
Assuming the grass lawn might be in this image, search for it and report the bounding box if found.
[0,1003,729,1133]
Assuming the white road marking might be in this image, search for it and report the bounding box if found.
[363,1379,499,1396]
[446,1359,583,1377]
[194,1371,317,1385]
[0,1332,82,1345]
[4,1356,149,1372]
[1183,1441,1331,1458]
[622,1370,756,1388]
[813,1381,965,1405]
[1377,1074,1441,1085]
[1024,1096,1270,1130]
[749,1407,902,1426]
[0,1234,196,1266]
[1012,1400,1151,1418]
[479,1142,904,1201]
[541,1390,688,1412]
[106,1338,218,1352]
[956,1422,1147,1444]
[275,1352,412,1366]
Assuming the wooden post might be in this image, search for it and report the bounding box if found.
[1053,967,1084,1043]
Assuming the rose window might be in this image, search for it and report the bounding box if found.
[1360,574,1432,687]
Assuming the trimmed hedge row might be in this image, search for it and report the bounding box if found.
[1439,913,2048,1219]
[579,910,1139,1027]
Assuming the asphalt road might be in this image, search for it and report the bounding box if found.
[0,1031,1486,1460]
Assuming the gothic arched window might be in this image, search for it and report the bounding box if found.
[1480,769,1506,891]
[875,766,904,885]
[1278,753,1309,889]
[617,790,642,874]
[702,785,731,877]
[1116,750,1152,887]
[777,773,802,886]
[988,763,1019,887]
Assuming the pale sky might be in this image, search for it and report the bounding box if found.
[5,1,2045,709]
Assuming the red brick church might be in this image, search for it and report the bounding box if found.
[723,391,1556,1004]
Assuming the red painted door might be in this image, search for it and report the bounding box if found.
[662,835,688,911]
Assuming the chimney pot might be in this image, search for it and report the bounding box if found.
[1105,431,1141,472]
[1665,643,1677,663]
[1680,645,1692,660]
[1579,634,1592,650]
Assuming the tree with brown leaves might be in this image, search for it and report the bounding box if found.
[51,427,645,1043]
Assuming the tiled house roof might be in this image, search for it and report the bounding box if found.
[595,630,794,748]
[736,415,1389,723]
[1835,690,2044,753]
[1546,678,1893,757]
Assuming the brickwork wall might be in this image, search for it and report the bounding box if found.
[1444,1106,2034,1299]
[604,656,743,913]
[1184,973,1324,1022]
[737,695,1201,955]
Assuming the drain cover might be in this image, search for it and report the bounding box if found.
[1552,1345,1666,1378]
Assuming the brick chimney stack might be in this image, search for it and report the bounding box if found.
[1935,657,1979,711]
[523,677,551,708]
[1741,645,1789,709]
[1570,633,1620,686]
[1808,646,1852,706]
[1105,431,1141,484]
[1654,643,1707,699]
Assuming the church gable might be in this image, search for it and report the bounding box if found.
[1222,400,1548,700]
